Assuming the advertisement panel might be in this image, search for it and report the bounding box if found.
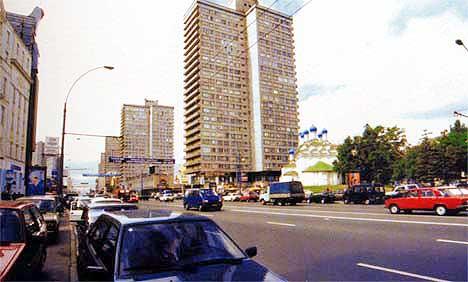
[26,166,46,196]
[346,172,361,187]
[44,136,60,156]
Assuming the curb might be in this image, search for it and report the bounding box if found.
[69,223,78,282]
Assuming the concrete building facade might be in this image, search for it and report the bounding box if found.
[32,140,45,166]
[120,99,174,184]
[184,0,299,183]
[6,5,43,188]
[0,1,34,194]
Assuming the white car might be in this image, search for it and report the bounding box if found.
[90,197,122,205]
[69,200,85,222]
[159,192,175,202]
[83,203,138,226]
[223,193,241,202]
[386,184,420,197]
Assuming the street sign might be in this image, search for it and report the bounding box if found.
[82,173,122,177]
[108,156,175,164]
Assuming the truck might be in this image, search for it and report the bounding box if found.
[259,181,305,206]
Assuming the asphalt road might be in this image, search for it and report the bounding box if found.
[37,214,71,281]
[140,200,468,281]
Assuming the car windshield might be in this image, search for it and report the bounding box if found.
[119,220,245,278]
[200,189,217,196]
[26,199,56,212]
[0,209,23,243]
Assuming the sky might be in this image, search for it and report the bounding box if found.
[4,0,468,182]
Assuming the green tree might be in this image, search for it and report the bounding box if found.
[334,124,407,184]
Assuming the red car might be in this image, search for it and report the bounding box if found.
[240,192,259,202]
[126,193,139,203]
[385,188,468,216]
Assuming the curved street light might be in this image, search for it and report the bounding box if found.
[59,66,114,194]
[455,39,468,53]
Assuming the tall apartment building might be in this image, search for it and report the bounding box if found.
[0,1,34,194]
[120,99,174,183]
[184,0,299,183]
[98,136,121,187]
[32,140,45,166]
[6,6,43,187]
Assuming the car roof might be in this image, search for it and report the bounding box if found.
[0,200,35,210]
[87,203,136,209]
[17,195,55,200]
[102,209,210,225]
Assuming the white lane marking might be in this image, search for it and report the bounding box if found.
[231,209,468,227]
[226,205,468,219]
[436,239,468,245]
[357,263,450,282]
[266,221,296,227]
[225,205,392,216]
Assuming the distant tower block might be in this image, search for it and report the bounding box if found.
[236,0,258,12]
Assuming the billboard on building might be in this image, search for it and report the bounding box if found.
[26,166,46,196]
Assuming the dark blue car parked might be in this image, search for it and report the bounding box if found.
[183,189,223,211]
[77,209,284,281]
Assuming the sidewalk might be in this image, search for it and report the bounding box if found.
[36,214,77,281]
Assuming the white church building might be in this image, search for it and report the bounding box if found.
[280,126,341,186]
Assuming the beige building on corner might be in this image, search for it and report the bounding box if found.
[97,137,121,190]
[120,99,174,186]
[184,0,299,184]
[0,0,33,194]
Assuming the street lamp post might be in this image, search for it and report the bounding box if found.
[455,39,468,53]
[59,66,114,196]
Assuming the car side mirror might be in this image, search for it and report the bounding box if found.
[245,246,257,258]
[31,233,46,244]
[86,265,106,273]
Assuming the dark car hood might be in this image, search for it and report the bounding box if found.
[117,259,284,282]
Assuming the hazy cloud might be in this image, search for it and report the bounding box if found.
[299,83,346,101]
[402,99,468,120]
[390,0,468,33]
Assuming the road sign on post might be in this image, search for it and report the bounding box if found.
[108,156,175,164]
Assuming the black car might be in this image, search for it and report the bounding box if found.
[308,191,335,204]
[343,184,385,204]
[18,196,63,241]
[0,201,48,280]
[77,209,284,281]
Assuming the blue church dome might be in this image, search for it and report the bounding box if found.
[309,126,317,132]
[318,133,323,138]
[322,129,328,134]
[289,149,295,154]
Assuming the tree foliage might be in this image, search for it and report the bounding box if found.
[334,124,407,184]
[335,120,468,185]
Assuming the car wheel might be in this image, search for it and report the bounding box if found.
[435,205,447,216]
[344,198,350,204]
[184,203,189,210]
[321,199,325,204]
[389,204,400,214]
[364,199,370,205]
[198,205,204,212]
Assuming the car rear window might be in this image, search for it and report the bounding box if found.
[0,209,23,243]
